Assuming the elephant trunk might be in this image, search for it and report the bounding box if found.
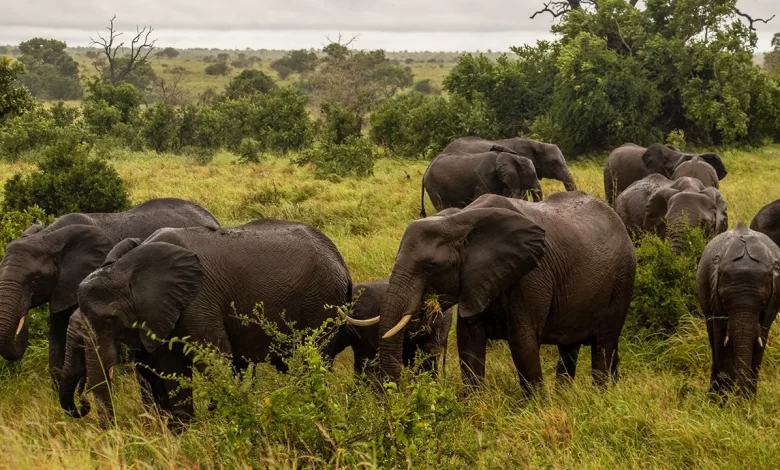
[378,269,424,382]
[0,280,31,361]
[58,311,91,418]
[84,332,119,426]
[727,311,760,397]
[561,166,577,192]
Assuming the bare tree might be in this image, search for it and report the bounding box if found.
[152,67,190,105]
[90,15,157,86]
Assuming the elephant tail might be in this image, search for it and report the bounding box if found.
[420,171,427,218]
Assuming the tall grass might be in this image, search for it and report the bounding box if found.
[1,145,780,467]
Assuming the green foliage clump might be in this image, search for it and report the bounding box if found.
[16,38,82,100]
[0,57,33,124]
[205,62,230,76]
[413,78,440,95]
[224,69,276,99]
[296,136,378,179]
[141,102,179,153]
[82,79,143,135]
[177,104,222,152]
[627,228,709,337]
[49,101,79,128]
[0,206,50,257]
[3,132,130,216]
[236,137,262,164]
[319,102,361,144]
[270,49,319,79]
[0,105,60,158]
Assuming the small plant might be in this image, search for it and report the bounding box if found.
[665,129,687,151]
[236,137,262,164]
[295,136,378,179]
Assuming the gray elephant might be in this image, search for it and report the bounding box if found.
[421,150,542,217]
[335,278,453,377]
[697,223,780,398]
[750,200,780,249]
[58,219,352,424]
[615,175,728,249]
[442,137,578,191]
[0,198,219,385]
[604,143,727,205]
[672,155,720,189]
[377,192,636,393]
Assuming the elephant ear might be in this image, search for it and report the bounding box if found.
[643,187,679,235]
[490,144,517,155]
[642,144,670,175]
[102,238,143,267]
[120,242,203,352]
[48,225,115,314]
[22,224,45,237]
[699,153,727,180]
[455,208,546,318]
[672,154,694,172]
[702,188,728,234]
[495,153,524,196]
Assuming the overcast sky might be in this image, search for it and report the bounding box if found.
[1,0,777,52]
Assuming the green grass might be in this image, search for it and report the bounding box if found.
[2,146,780,467]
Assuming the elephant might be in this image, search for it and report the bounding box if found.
[604,143,727,206]
[750,200,780,249]
[671,155,720,189]
[334,278,453,377]
[0,198,219,385]
[58,219,352,424]
[420,149,542,217]
[441,137,577,192]
[377,192,636,394]
[697,223,780,398]
[615,175,728,249]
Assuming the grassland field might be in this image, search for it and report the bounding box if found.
[1,145,780,467]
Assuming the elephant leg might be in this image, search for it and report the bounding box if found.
[48,307,76,388]
[590,338,619,388]
[555,344,581,385]
[457,314,487,387]
[507,327,543,396]
[136,362,161,411]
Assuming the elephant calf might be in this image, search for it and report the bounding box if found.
[335,278,453,377]
[750,200,780,249]
[697,223,780,398]
[59,219,352,424]
[604,143,727,206]
[615,175,728,249]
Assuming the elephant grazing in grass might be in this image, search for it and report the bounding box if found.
[697,223,780,398]
[58,220,352,424]
[0,198,219,385]
[377,192,636,394]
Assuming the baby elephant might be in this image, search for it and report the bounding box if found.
[615,174,727,249]
[672,155,720,188]
[336,279,453,377]
[697,223,780,398]
[750,200,780,248]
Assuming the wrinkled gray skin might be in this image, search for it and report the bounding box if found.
[615,175,728,251]
[0,198,219,386]
[604,143,727,206]
[442,136,577,191]
[672,155,719,189]
[421,150,542,217]
[331,278,453,378]
[697,223,780,398]
[58,220,352,425]
[750,200,780,249]
[378,192,636,393]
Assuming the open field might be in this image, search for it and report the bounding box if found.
[1,146,780,467]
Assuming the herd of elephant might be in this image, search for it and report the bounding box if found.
[0,137,779,427]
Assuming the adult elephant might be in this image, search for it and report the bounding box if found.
[58,219,352,424]
[0,198,219,384]
[420,150,542,217]
[335,278,453,377]
[615,175,728,249]
[442,137,577,192]
[672,155,720,189]
[750,200,780,248]
[604,143,727,205]
[697,223,780,398]
[378,192,636,393]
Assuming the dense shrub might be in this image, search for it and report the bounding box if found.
[319,102,361,144]
[236,137,262,164]
[205,62,230,76]
[0,105,59,158]
[17,38,83,100]
[3,132,130,216]
[0,206,51,257]
[49,101,79,128]
[295,136,378,179]
[82,79,142,135]
[413,78,440,95]
[178,104,222,152]
[224,69,276,99]
[0,57,33,124]
[141,102,180,153]
[270,49,319,79]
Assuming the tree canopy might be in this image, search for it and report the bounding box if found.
[17,38,82,100]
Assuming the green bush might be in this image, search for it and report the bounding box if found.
[0,105,59,158]
[413,78,440,95]
[295,136,377,179]
[236,137,262,164]
[82,79,142,135]
[205,62,230,76]
[0,206,51,257]
[626,228,709,337]
[141,102,180,153]
[3,132,130,216]
[178,104,222,152]
[224,69,276,99]
[0,57,34,124]
[49,101,79,128]
[320,102,361,144]
[17,38,83,100]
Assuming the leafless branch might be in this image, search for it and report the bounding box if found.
[89,15,156,85]
[734,8,775,31]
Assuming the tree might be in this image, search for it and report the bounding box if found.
[224,69,276,99]
[151,66,190,105]
[158,47,179,59]
[270,49,319,78]
[766,33,780,76]
[16,38,82,100]
[0,58,33,124]
[90,15,157,87]
[204,62,230,76]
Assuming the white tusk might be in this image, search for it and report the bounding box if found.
[346,316,380,327]
[723,335,729,347]
[758,337,764,348]
[108,367,114,380]
[15,317,25,336]
[382,314,412,339]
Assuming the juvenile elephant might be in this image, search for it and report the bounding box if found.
[378,192,636,393]
[697,223,780,398]
[750,200,780,248]
[615,175,728,249]
[604,143,727,205]
[421,150,542,217]
[335,278,453,377]
[58,220,352,424]
[442,137,577,191]
[0,198,219,384]
[672,155,720,188]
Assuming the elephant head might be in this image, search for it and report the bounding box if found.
[496,152,543,202]
[492,140,576,191]
[643,177,728,252]
[672,153,727,183]
[641,144,685,178]
[58,241,202,422]
[708,226,780,397]
[0,225,114,361]
[377,197,545,381]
